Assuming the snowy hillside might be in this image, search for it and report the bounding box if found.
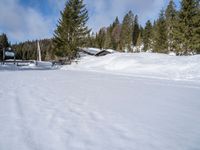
[0,52,200,150]
[64,52,200,81]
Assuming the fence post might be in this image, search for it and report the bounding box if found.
[3,48,5,65]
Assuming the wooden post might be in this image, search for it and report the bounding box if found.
[3,48,5,65]
[14,51,16,65]
[37,40,41,61]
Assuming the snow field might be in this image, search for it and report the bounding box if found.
[0,70,200,150]
[0,52,200,150]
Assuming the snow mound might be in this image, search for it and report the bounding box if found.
[63,53,200,81]
[36,61,52,68]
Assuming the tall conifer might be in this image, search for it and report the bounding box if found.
[143,20,153,51]
[154,10,168,53]
[176,0,200,54]
[165,0,177,52]
[132,15,140,46]
[0,33,10,49]
[120,11,134,52]
[53,0,90,61]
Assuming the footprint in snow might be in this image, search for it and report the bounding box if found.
[111,124,133,140]
[89,112,104,122]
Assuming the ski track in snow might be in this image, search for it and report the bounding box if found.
[0,69,200,150]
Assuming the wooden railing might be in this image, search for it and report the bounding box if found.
[0,60,35,65]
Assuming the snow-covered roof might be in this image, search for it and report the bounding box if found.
[80,48,116,56]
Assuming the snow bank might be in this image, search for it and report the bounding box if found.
[36,61,52,68]
[63,53,200,81]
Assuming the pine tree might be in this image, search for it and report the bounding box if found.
[165,0,177,52]
[85,32,96,48]
[104,28,112,49]
[132,15,140,46]
[120,11,134,52]
[0,33,10,61]
[143,20,153,51]
[193,0,200,53]
[154,10,168,53]
[112,17,120,27]
[136,33,142,52]
[53,0,90,62]
[96,28,106,49]
[0,33,10,49]
[176,0,200,54]
[111,17,121,50]
[197,0,200,53]
[139,25,144,40]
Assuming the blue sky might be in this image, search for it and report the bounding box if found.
[0,0,180,43]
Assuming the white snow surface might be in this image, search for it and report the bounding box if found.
[65,52,200,81]
[0,53,200,150]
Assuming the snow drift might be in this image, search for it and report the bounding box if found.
[64,52,200,81]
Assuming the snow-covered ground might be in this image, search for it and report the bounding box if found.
[65,52,200,81]
[0,53,200,150]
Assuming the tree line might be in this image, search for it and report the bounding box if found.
[0,0,199,62]
[90,12,141,52]
[0,33,55,61]
[92,0,200,55]
[142,0,200,55]
[12,39,54,60]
